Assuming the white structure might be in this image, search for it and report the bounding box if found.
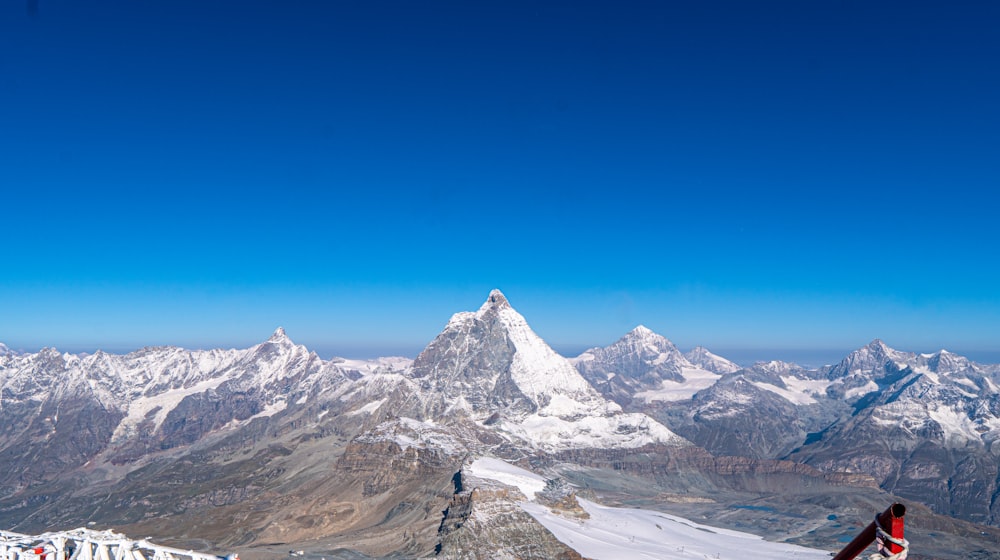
[0,528,234,560]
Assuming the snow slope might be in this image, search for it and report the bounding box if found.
[470,457,832,560]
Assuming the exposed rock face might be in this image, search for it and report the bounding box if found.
[684,346,742,375]
[784,342,1000,525]
[659,369,849,460]
[535,478,589,519]
[400,290,688,451]
[435,473,583,560]
[4,293,1000,560]
[575,329,1000,527]
[573,326,712,406]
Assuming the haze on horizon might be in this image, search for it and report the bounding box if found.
[1,1,997,361]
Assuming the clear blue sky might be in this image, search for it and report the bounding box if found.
[2,1,998,362]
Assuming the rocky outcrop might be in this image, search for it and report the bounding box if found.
[435,481,583,560]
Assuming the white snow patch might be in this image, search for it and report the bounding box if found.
[248,398,287,420]
[522,498,831,560]
[753,376,832,405]
[358,417,467,456]
[467,457,547,499]
[953,377,979,396]
[985,377,999,394]
[111,376,229,441]
[467,457,830,559]
[845,380,879,399]
[752,382,816,405]
[929,405,979,445]
[634,367,721,402]
[503,412,684,451]
[336,356,412,375]
[347,398,386,416]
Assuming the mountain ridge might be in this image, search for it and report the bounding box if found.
[2,291,1000,559]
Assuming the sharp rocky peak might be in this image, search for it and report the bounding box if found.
[477,289,511,315]
[864,338,894,355]
[410,290,622,424]
[267,327,292,344]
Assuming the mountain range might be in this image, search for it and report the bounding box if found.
[2,290,999,559]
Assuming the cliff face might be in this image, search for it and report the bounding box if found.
[435,476,583,560]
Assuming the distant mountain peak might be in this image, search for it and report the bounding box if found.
[630,325,654,336]
[866,338,891,352]
[684,346,741,375]
[268,327,291,343]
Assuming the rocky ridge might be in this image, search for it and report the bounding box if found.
[1,292,999,559]
[576,331,1000,527]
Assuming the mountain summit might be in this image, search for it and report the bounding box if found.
[405,290,685,450]
[480,288,511,312]
[573,325,723,405]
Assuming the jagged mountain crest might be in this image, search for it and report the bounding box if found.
[828,339,907,378]
[571,324,727,407]
[407,289,610,421]
[574,325,692,383]
[400,290,685,450]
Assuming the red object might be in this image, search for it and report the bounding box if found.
[832,503,906,560]
[888,504,905,554]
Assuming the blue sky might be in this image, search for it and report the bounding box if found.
[2,1,998,362]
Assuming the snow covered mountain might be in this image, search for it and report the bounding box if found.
[572,326,723,405]
[400,291,685,451]
[684,345,741,375]
[573,328,1000,527]
[0,327,355,489]
[3,294,1000,558]
[790,340,1000,525]
[0,290,695,557]
[570,328,847,459]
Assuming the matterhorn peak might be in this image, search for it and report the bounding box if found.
[477,289,512,315]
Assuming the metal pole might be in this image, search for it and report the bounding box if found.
[832,503,906,560]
